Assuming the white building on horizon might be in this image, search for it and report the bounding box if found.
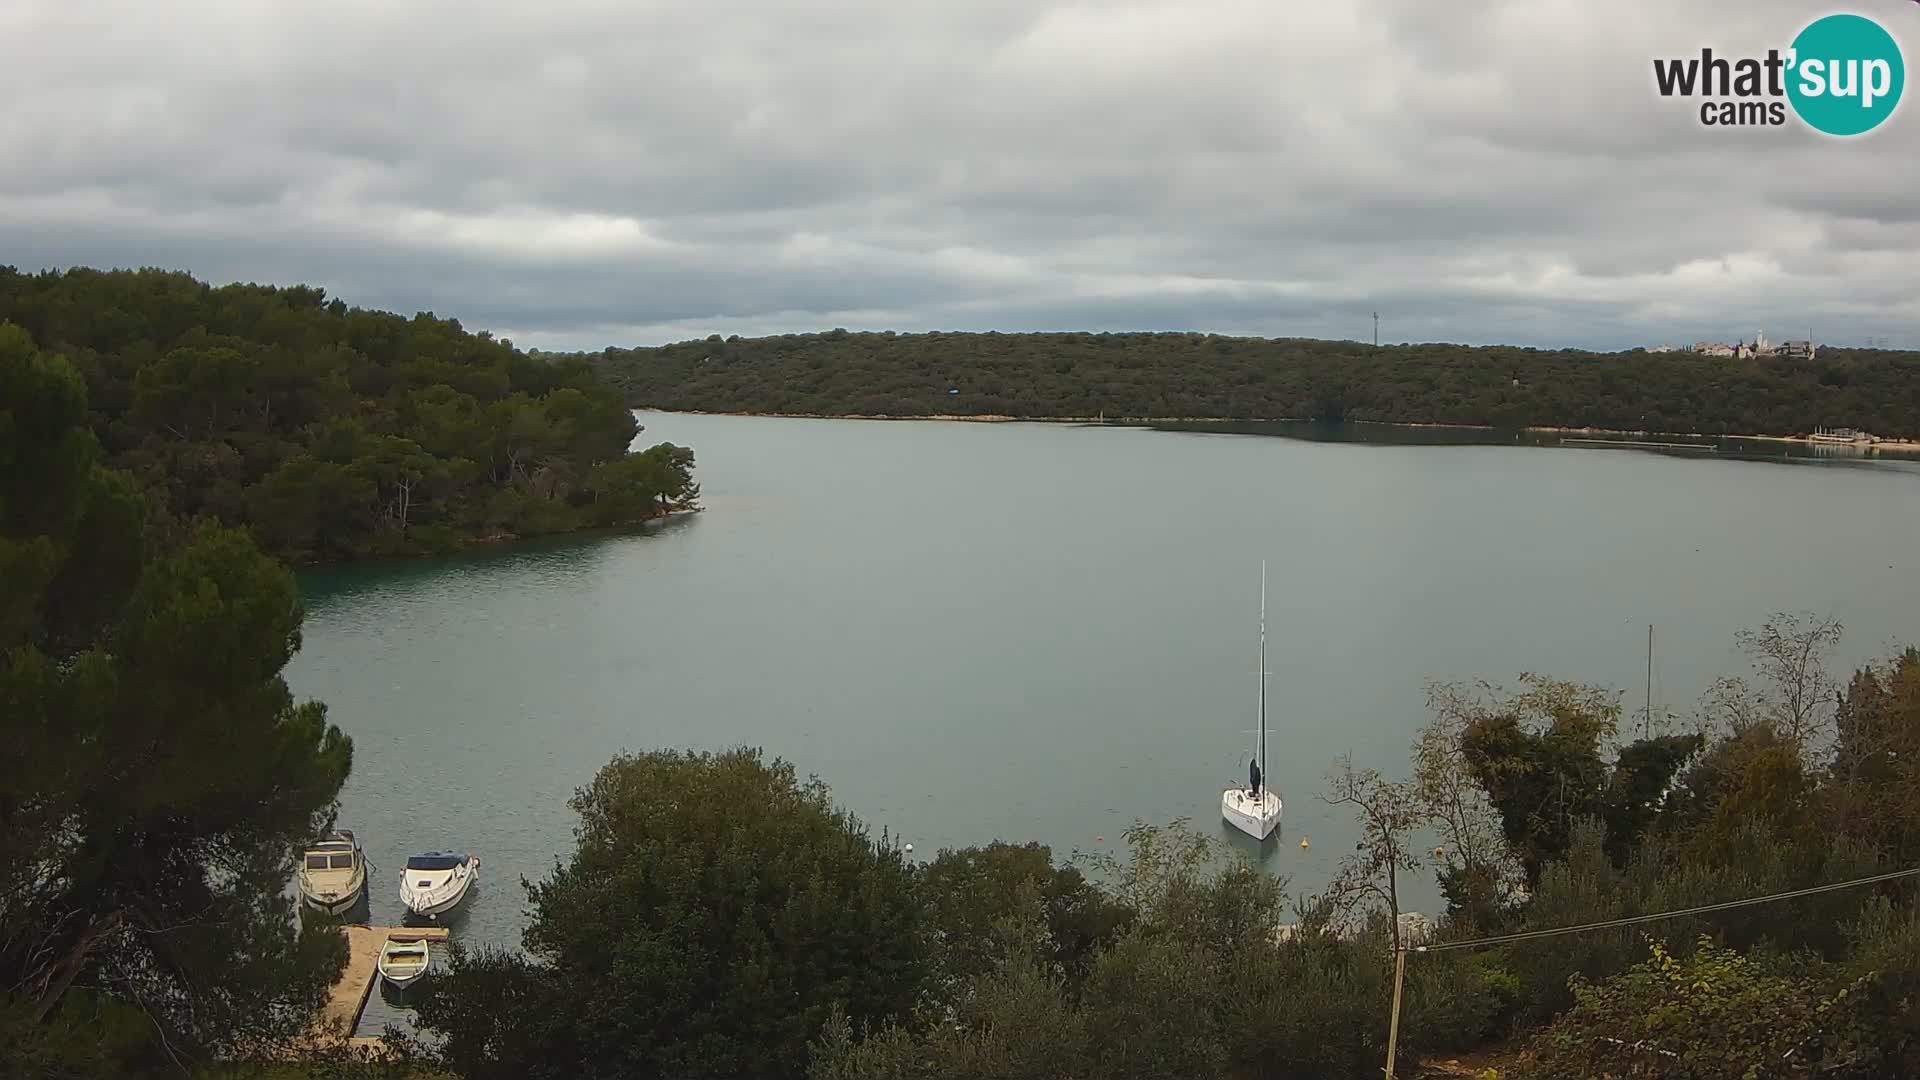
[1678,332,1817,360]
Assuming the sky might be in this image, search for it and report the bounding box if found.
[2,0,1918,352]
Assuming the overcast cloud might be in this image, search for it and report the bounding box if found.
[2,0,1917,351]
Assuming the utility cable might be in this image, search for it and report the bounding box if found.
[1411,865,1920,953]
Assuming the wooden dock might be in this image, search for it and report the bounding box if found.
[310,925,449,1043]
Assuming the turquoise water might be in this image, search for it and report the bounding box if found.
[287,412,1920,1033]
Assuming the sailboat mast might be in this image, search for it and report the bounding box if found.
[1259,561,1268,788]
[1645,623,1653,739]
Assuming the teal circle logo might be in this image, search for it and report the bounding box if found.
[1786,14,1904,135]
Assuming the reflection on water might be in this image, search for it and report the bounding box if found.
[376,969,435,1011]
[1151,419,1920,473]
[296,891,370,932]
[401,890,479,933]
[299,517,701,613]
[1218,820,1291,874]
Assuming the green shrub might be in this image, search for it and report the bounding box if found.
[1527,936,1871,1080]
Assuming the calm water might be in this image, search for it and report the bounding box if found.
[287,413,1920,1034]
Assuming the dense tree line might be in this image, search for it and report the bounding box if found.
[1,330,354,1077]
[0,267,698,565]
[578,330,1920,439]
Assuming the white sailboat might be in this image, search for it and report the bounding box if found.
[1222,562,1283,840]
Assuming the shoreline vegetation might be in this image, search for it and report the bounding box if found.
[650,407,1920,452]
[578,328,1920,443]
[0,267,701,568]
[293,508,703,582]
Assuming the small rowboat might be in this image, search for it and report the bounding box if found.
[377,935,432,988]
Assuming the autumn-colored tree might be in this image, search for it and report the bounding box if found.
[1826,648,1920,864]
[1416,681,1528,929]
[1453,676,1702,884]
[1319,757,1422,949]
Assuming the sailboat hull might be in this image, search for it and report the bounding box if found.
[1222,788,1282,840]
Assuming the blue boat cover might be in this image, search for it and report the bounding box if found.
[405,853,467,871]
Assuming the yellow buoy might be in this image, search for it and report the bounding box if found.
[1300,838,1310,849]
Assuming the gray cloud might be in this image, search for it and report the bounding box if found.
[3,0,1917,352]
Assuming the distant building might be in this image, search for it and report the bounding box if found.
[1743,332,1818,360]
[1672,334,1817,359]
[1399,912,1436,947]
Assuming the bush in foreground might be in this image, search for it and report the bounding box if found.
[416,749,926,1080]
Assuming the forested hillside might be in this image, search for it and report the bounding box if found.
[581,331,1920,439]
[0,268,697,565]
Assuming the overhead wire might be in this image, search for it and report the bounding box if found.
[1412,866,1920,954]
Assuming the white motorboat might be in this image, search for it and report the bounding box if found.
[297,830,367,915]
[399,851,479,918]
[377,935,432,988]
[1222,563,1283,841]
